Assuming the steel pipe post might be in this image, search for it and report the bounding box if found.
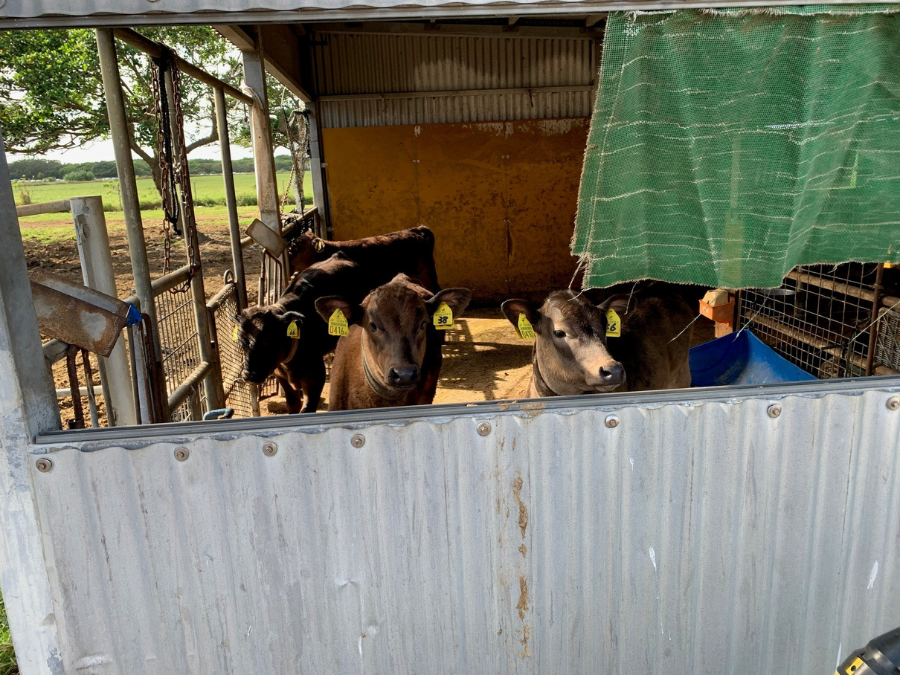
[70,196,137,426]
[215,86,248,311]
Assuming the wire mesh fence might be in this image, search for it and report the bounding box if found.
[739,263,896,379]
[155,286,206,421]
[211,283,259,418]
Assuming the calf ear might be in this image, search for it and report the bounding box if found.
[427,288,472,320]
[315,296,362,325]
[501,299,541,332]
[598,294,634,315]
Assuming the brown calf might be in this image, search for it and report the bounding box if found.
[288,226,440,292]
[315,274,471,411]
[236,253,367,413]
[501,285,696,397]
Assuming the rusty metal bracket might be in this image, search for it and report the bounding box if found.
[30,271,129,357]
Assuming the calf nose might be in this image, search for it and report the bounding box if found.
[387,364,420,387]
[599,363,625,386]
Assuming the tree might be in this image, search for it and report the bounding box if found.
[0,27,244,196]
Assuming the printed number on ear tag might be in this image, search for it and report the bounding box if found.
[313,239,326,253]
[286,320,300,339]
[231,325,239,342]
[516,314,536,340]
[605,309,621,338]
[328,309,349,337]
[433,302,453,330]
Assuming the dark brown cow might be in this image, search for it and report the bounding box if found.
[287,226,440,292]
[315,274,471,411]
[236,252,368,413]
[501,285,696,397]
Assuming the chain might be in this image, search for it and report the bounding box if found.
[150,50,198,294]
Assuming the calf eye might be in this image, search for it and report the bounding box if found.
[420,320,428,330]
[369,322,378,332]
[553,329,566,339]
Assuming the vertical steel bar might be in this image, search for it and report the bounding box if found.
[80,349,100,429]
[242,38,288,300]
[307,103,331,238]
[865,263,885,377]
[70,195,137,426]
[163,67,225,412]
[0,126,64,671]
[214,86,248,311]
[96,29,161,363]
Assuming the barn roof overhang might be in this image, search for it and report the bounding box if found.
[2,0,896,30]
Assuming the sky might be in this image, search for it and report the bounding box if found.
[42,137,257,164]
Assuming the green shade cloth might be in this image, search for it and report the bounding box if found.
[573,6,900,289]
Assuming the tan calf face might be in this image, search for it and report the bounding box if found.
[317,275,471,391]
[502,291,629,394]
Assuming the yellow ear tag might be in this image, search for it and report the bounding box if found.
[313,239,326,253]
[328,309,349,337]
[516,313,536,339]
[286,320,299,339]
[605,309,621,337]
[231,325,239,342]
[433,302,453,330]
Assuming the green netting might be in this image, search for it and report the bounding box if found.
[573,6,900,289]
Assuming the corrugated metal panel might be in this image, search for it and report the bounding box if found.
[29,387,900,674]
[313,33,596,127]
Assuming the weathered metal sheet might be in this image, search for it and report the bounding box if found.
[313,33,596,127]
[321,119,588,299]
[4,0,892,26]
[30,271,129,357]
[28,385,900,674]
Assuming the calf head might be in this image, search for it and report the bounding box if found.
[287,231,325,272]
[317,274,471,392]
[501,290,630,395]
[236,305,304,383]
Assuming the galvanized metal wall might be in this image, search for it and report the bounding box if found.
[312,32,597,128]
[27,384,900,674]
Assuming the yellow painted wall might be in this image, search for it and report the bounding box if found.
[322,118,589,301]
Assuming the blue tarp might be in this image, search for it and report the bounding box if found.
[690,331,816,387]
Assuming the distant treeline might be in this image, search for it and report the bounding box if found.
[8,155,298,181]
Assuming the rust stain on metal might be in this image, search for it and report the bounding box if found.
[520,623,532,659]
[519,400,545,418]
[512,474,528,539]
[518,544,527,558]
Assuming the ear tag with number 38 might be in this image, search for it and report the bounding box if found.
[433,302,453,330]
[516,314,536,340]
[328,309,349,337]
[605,309,621,338]
[286,320,300,339]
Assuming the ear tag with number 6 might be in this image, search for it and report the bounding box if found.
[605,309,621,338]
[516,313,536,339]
[328,309,349,337]
[286,320,300,339]
[232,325,239,342]
[433,302,453,330]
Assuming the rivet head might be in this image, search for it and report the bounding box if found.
[350,434,365,448]
[477,422,491,436]
[262,442,278,457]
[174,447,190,462]
[35,458,52,473]
[888,396,900,411]
[767,404,782,419]
[605,414,619,428]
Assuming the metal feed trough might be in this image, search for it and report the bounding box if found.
[1,2,900,675]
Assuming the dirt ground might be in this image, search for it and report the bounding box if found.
[21,218,716,424]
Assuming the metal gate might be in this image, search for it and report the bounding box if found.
[25,381,900,674]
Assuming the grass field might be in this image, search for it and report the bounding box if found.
[16,172,313,244]
[0,596,14,675]
[14,172,311,212]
